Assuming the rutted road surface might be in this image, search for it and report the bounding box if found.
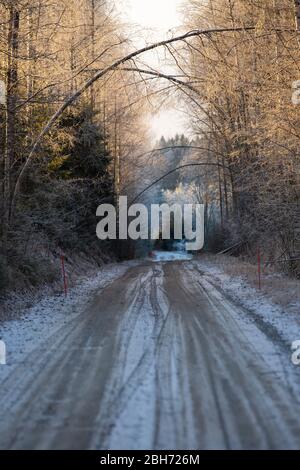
[0,259,299,450]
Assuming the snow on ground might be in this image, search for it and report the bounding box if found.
[0,253,299,449]
[149,250,193,262]
[193,257,300,347]
[192,257,300,397]
[0,261,135,383]
[1,250,299,398]
[91,267,164,450]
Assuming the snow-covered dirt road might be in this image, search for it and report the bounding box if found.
[0,259,299,450]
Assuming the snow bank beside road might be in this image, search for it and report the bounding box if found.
[0,262,133,383]
[193,256,300,351]
[189,257,300,400]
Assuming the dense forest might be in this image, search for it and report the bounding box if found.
[0,0,148,290]
[180,0,300,275]
[0,0,299,292]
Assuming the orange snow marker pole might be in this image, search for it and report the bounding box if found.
[60,254,68,296]
[257,247,261,290]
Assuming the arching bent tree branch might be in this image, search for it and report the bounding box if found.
[12,25,293,211]
[10,26,259,214]
[126,145,230,162]
[129,162,229,205]
[120,67,199,93]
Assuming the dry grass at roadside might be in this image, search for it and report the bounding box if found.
[198,254,300,313]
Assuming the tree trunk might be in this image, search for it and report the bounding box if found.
[90,0,96,112]
[3,5,20,253]
[217,154,224,229]
[295,0,300,31]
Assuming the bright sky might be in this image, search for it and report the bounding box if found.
[128,0,182,32]
[123,0,186,141]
